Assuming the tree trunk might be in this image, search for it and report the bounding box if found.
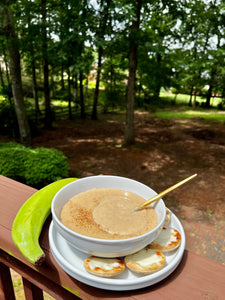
[205,69,216,108]
[50,67,55,98]
[189,85,193,106]
[26,0,40,119]
[31,52,41,119]
[2,5,32,147]
[153,53,162,99]
[79,72,85,119]
[0,63,5,88]
[67,68,72,119]
[73,72,78,109]
[61,66,65,90]
[2,47,11,86]
[206,85,212,108]
[41,0,52,129]
[124,0,142,146]
[92,46,103,120]
[85,77,89,106]
[43,58,51,128]
[124,42,137,145]
[193,91,197,110]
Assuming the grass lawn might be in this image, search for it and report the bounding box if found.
[155,90,225,122]
[160,89,223,107]
[151,109,225,122]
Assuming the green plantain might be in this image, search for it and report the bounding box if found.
[12,177,77,265]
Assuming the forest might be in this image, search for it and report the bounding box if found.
[0,0,225,147]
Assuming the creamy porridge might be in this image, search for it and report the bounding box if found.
[60,188,157,239]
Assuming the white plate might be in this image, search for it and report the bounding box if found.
[49,210,185,291]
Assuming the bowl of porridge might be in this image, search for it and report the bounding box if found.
[51,175,166,257]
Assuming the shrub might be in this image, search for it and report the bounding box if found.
[102,88,125,113]
[0,142,69,188]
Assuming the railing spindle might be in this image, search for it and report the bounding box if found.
[0,262,16,300]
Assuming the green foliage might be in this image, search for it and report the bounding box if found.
[217,98,225,110]
[102,88,125,112]
[0,142,69,188]
[0,98,41,137]
[101,53,127,112]
[2,0,225,129]
[0,99,19,137]
[0,84,13,100]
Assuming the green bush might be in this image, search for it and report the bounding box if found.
[102,88,125,112]
[0,142,69,188]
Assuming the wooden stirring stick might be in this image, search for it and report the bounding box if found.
[135,174,197,211]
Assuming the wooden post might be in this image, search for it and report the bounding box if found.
[0,262,16,300]
[23,277,44,300]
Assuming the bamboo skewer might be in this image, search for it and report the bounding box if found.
[135,174,197,211]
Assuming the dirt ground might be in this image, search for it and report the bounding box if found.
[31,111,225,264]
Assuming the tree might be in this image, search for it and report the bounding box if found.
[2,0,225,137]
[41,0,52,129]
[52,0,81,119]
[201,0,224,107]
[136,0,185,101]
[178,0,224,108]
[91,0,112,120]
[53,0,94,119]
[1,3,32,146]
[15,0,42,118]
[124,0,142,145]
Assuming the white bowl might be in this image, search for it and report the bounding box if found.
[51,175,166,258]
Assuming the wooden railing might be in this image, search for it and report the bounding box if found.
[0,249,78,299]
[1,175,225,300]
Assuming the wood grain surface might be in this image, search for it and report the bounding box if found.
[1,175,225,299]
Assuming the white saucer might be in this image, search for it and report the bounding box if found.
[49,210,185,291]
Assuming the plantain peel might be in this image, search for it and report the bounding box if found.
[12,177,77,265]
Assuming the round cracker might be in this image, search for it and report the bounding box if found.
[149,226,181,252]
[84,256,125,278]
[125,248,166,275]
